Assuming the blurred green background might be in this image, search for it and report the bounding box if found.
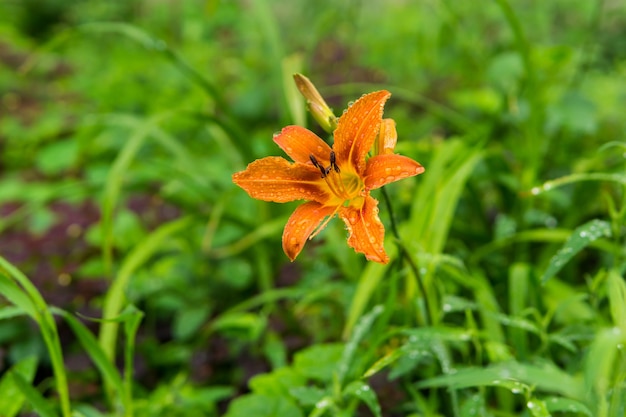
[0,0,625,416]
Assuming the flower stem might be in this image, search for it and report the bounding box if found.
[381,187,432,326]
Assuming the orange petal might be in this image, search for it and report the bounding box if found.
[339,196,389,264]
[363,154,425,190]
[376,118,397,155]
[273,125,332,166]
[333,90,391,174]
[282,201,337,261]
[232,157,329,203]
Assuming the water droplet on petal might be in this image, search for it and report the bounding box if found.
[289,237,298,245]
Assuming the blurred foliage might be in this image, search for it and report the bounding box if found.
[0,0,625,416]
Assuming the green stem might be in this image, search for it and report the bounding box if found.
[381,187,432,326]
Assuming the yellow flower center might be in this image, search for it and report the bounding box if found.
[310,151,364,205]
[324,167,363,203]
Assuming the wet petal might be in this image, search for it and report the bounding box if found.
[283,201,337,261]
[376,118,397,155]
[232,157,329,203]
[339,195,389,264]
[363,154,425,190]
[273,125,332,166]
[333,90,391,174]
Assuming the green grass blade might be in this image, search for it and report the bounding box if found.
[10,371,59,417]
[51,308,126,410]
[418,361,583,399]
[528,172,626,196]
[99,216,192,364]
[0,356,38,417]
[541,219,612,284]
[123,305,143,417]
[0,257,71,417]
[337,305,384,386]
[509,263,531,358]
[101,120,152,276]
[343,251,396,339]
[208,215,289,258]
[607,269,626,332]
[342,381,382,417]
[407,139,483,251]
[585,326,626,417]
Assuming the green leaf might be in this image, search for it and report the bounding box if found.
[541,219,612,284]
[343,381,382,417]
[224,394,303,417]
[173,305,211,340]
[289,386,327,407]
[35,139,78,175]
[526,398,550,417]
[542,396,592,416]
[293,344,344,382]
[0,356,38,417]
[249,368,306,397]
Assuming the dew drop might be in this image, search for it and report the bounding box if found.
[289,237,298,245]
[261,174,269,179]
[369,236,376,243]
[386,175,396,182]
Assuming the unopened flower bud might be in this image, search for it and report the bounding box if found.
[375,118,397,155]
[293,73,338,133]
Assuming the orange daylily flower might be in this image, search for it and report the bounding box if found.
[232,90,424,264]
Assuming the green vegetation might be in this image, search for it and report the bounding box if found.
[0,0,625,416]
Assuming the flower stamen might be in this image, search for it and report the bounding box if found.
[309,154,327,178]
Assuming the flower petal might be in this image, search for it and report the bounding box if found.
[273,125,332,166]
[232,157,330,203]
[333,90,391,174]
[339,196,389,264]
[363,154,425,190]
[282,201,337,261]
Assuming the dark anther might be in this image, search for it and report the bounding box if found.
[330,150,340,173]
[309,154,320,168]
[309,154,327,178]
